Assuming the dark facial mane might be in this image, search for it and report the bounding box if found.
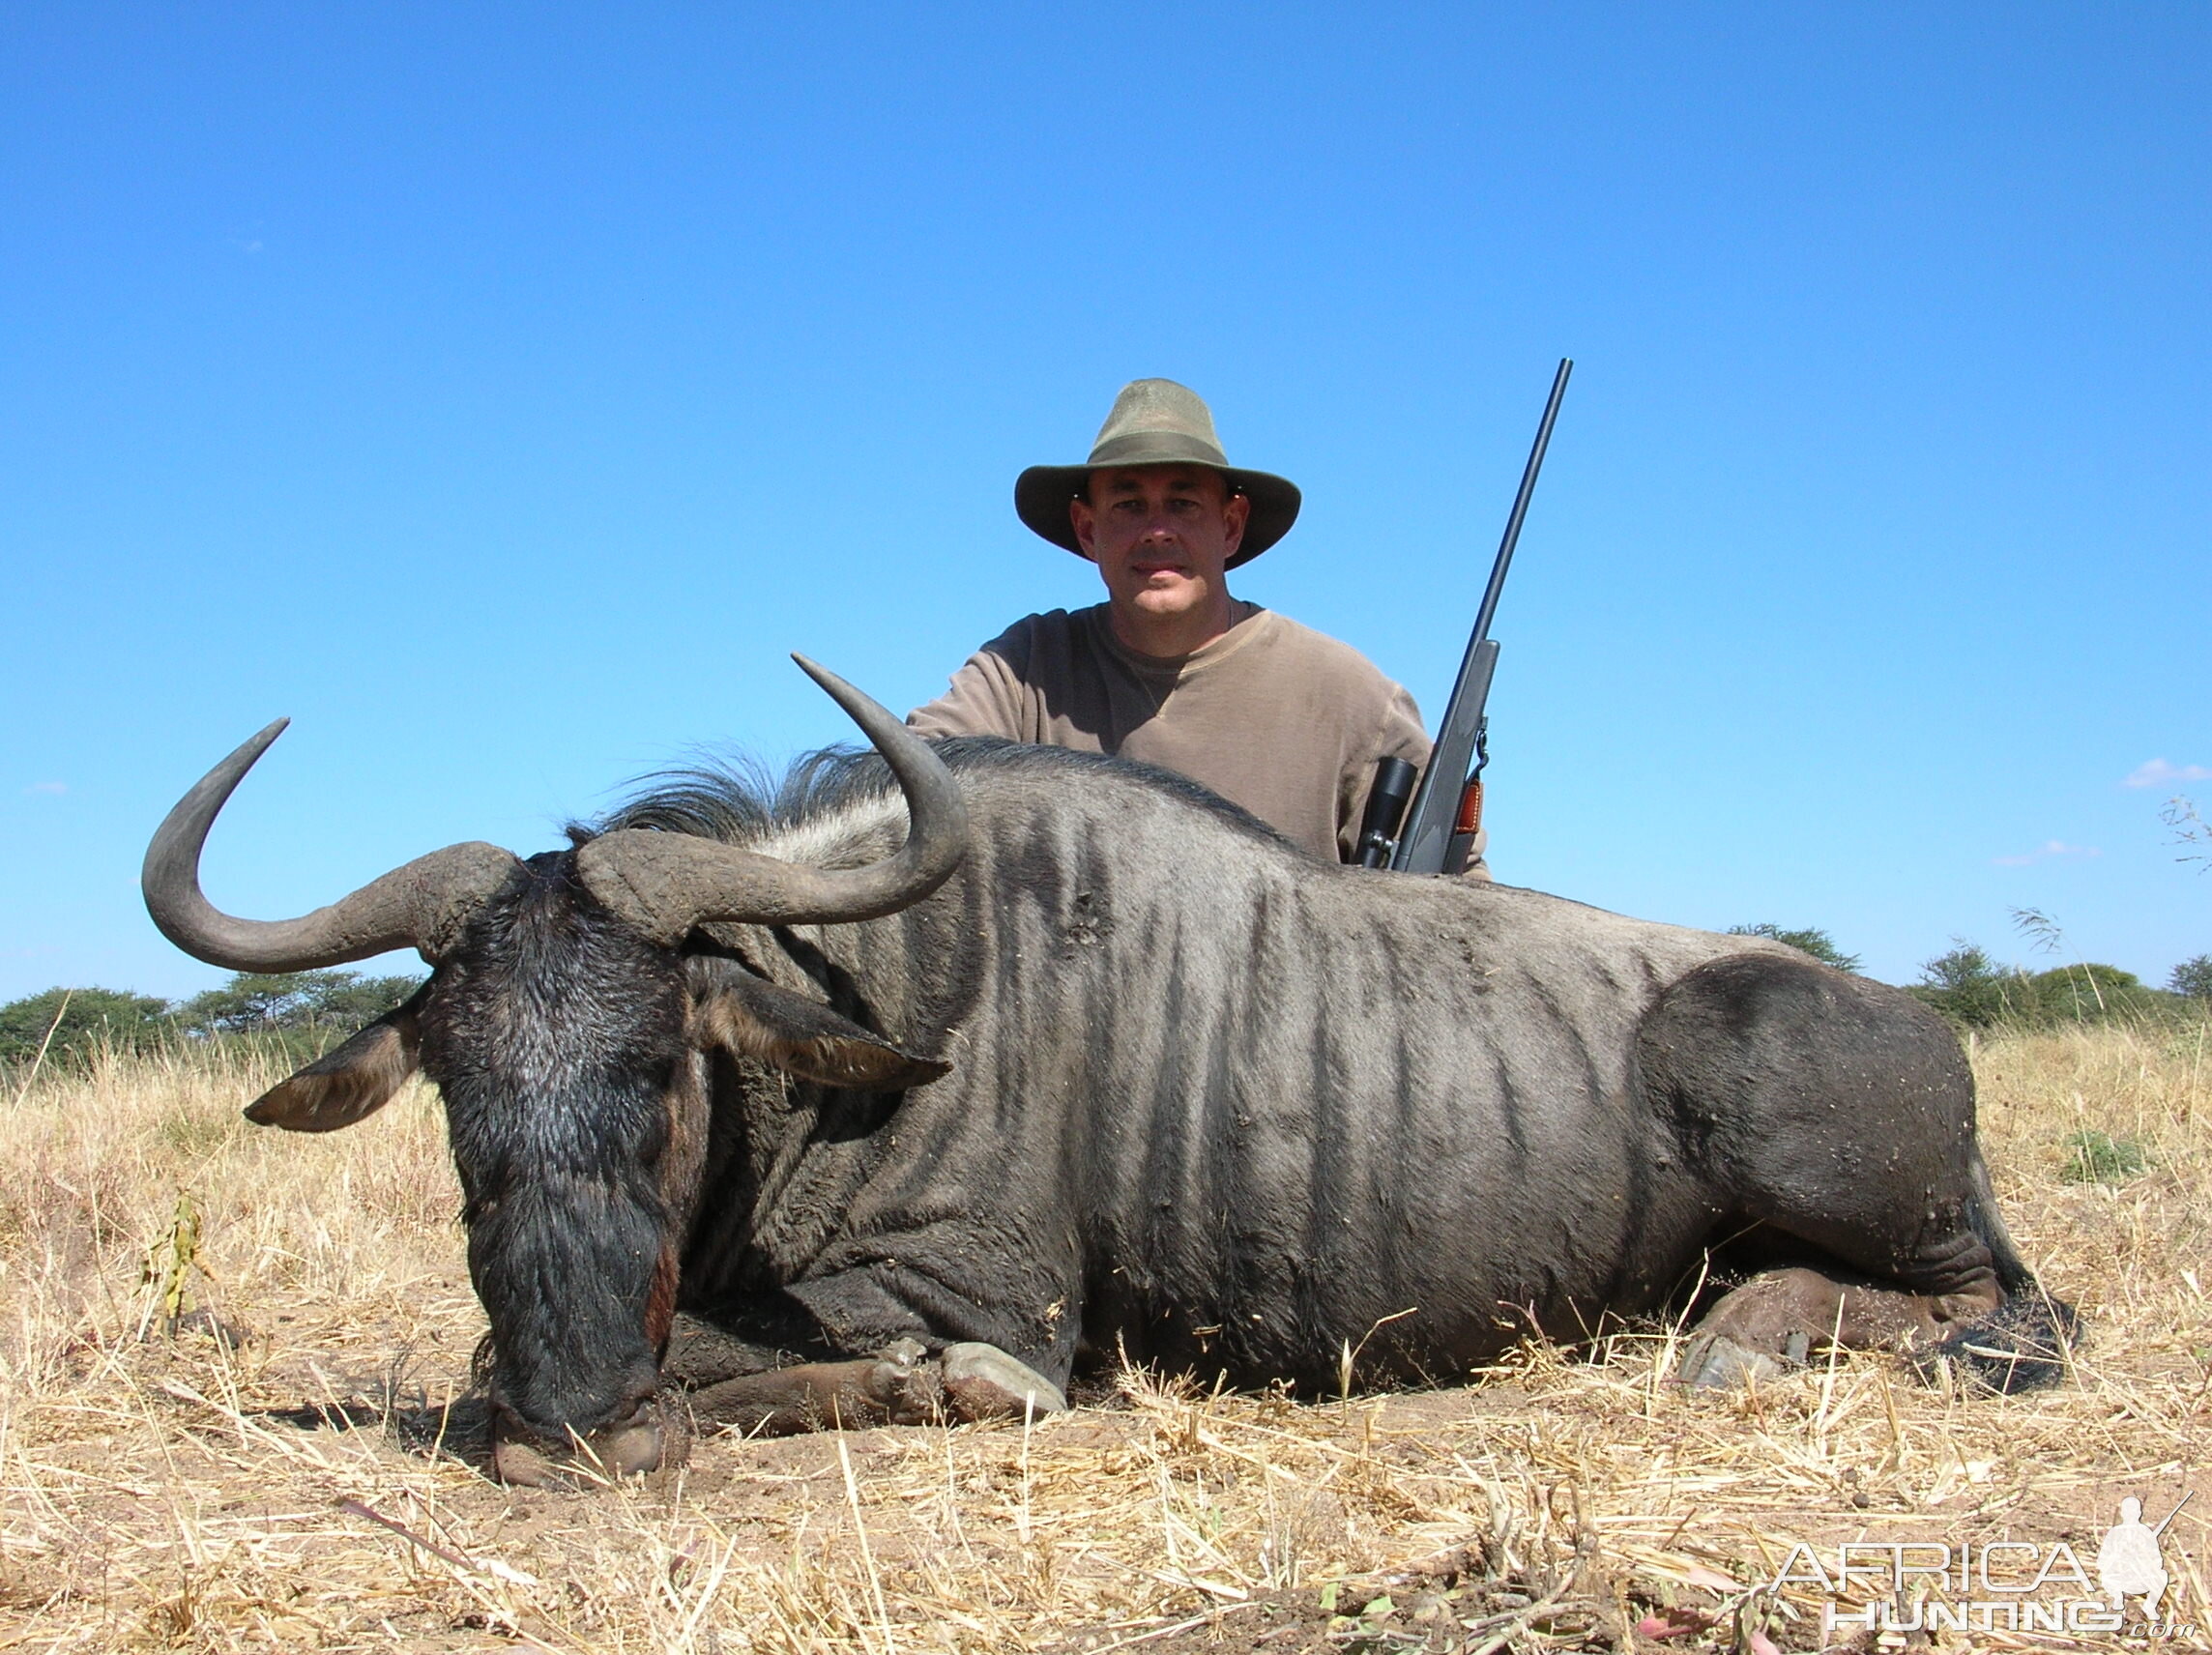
[577,737,1291,853]
[421,852,685,1441]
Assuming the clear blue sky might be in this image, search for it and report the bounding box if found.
[4,3,2205,1002]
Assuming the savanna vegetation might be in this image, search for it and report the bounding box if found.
[0,969,422,1084]
[1719,915,2212,1034]
[0,985,2205,1650]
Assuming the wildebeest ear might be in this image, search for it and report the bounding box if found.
[692,968,950,1091]
[245,991,425,1132]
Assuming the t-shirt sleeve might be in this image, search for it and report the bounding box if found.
[907,622,1038,740]
[1334,682,1434,862]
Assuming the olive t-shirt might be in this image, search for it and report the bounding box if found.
[907,602,1431,862]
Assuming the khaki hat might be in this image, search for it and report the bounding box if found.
[1015,379,1302,569]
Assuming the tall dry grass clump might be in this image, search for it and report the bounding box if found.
[1,1020,2206,1652]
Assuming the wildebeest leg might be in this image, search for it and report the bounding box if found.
[1644,955,2073,1392]
[689,1337,945,1434]
[1676,1265,1980,1387]
[686,1338,1068,1436]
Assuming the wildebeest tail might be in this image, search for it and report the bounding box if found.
[1923,1154,2082,1394]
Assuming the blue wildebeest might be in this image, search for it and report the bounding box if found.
[144,660,2072,1483]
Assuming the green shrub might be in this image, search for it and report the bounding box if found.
[0,987,172,1071]
[2058,1129,2148,1184]
[1727,924,1862,973]
[1911,944,2178,1030]
[1909,944,2028,1028]
[2024,963,2161,1023]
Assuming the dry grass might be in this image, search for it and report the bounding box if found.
[1,1022,2207,1652]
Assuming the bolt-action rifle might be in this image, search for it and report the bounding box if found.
[1353,359,1572,874]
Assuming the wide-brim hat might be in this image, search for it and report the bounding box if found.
[1015,379,1301,569]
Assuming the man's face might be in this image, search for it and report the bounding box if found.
[1070,465,1249,630]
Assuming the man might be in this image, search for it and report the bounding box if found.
[910,379,1460,866]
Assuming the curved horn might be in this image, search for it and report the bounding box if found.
[143,719,522,971]
[576,656,969,944]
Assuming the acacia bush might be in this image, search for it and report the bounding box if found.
[171,970,422,1035]
[0,968,422,1082]
[1726,923,1862,973]
[0,986,172,1070]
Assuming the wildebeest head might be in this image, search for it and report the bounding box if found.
[141,659,966,1481]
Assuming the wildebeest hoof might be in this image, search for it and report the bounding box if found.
[1676,1334,1788,1390]
[940,1342,1068,1420]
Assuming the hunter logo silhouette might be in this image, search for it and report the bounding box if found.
[2097,1493,2191,1613]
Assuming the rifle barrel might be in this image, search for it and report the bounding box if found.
[1470,359,1573,647]
[2151,1490,2195,1537]
[1391,358,1572,875]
